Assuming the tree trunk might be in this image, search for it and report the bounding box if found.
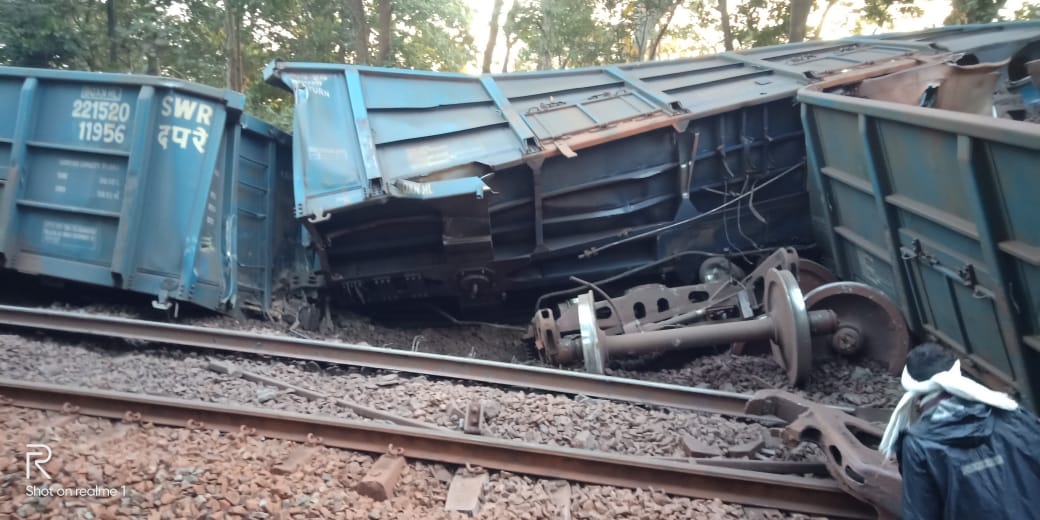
[788,0,813,43]
[224,2,244,91]
[346,0,369,65]
[633,4,650,61]
[147,52,160,75]
[107,0,117,67]
[481,0,505,73]
[813,0,838,39]
[717,0,733,51]
[537,7,553,70]
[376,0,393,66]
[648,1,679,61]
[502,35,516,73]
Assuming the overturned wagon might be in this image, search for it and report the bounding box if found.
[799,24,1040,408]
[0,66,310,315]
[265,21,1040,308]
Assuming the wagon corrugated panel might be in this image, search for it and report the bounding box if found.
[264,21,1040,306]
[798,32,1040,409]
[0,66,307,315]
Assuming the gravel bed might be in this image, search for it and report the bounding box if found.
[607,352,903,409]
[1,406,831,520]
[187,308,534,363]
[29,300,903,410]
[0,334,823,462]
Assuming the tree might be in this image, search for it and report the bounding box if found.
[647,1,679,59]
[375,0,393,65]
[717,0,734,51]
[1015,2,1040,19]
[482,0,505,73]
[347,0,369,64]
[0,0,85,68]
[945,0,1007,25]
[225,0,245,91]
[506,0,618,70]
[108,0,118,64]
[500,0,536,71]
[788,0,812,43]
[812,0,838,39]
[859,0,924,29]
[610,0,686,62]
[729,0,790,48]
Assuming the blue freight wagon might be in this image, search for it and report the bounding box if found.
[264,21,1040,308]
[798,28,1040,408]
[0,66,311,316]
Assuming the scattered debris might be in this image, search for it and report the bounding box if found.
[205,360,444,430]
[356,447,408,501]
[374,374,401,387]
[745,506,786,520]
[680,434,723,458]
[272,446,319,475]
[727,435,766,458]
[545,480,572,520]
[432,465,453,483]
[445,466,489,516]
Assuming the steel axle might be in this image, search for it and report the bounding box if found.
[562,269,836,385]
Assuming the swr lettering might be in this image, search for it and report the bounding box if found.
[160,95,214,125]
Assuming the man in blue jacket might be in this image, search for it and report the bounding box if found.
[878,343,1040,519]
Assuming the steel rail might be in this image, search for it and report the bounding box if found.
[0,304,772,420]
[0,378,873,518]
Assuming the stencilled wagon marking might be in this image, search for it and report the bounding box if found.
[51,158,123,202]
[156,95,213,154]
[71,87,131,145]
[41,220,99,249]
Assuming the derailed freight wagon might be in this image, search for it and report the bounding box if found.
[798,25,1040,408]
[265,21,1040,309]
[0,66,311,316]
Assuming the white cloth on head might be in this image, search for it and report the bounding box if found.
[878,360,1018,459]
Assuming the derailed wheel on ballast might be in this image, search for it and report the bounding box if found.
[763,268,813,386]
[804,281,910,376]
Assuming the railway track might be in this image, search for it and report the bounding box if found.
[0,304,786,421]
[0,378,874,518]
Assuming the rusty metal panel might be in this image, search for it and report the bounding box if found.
[799,41,1040,409]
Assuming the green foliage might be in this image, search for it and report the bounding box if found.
[0,0,478,122]
[388,0,476,71]
[859,0,924,28]
[507,0,617,70]
[944,0,1007,25]
[1015,2,1040,20]
[0,0,84,68]
[2,0,968,124]
[729,0,790,47]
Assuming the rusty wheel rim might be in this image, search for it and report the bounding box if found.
[796,259,838,295]
[804,282,910,375]
[764,268,812,386]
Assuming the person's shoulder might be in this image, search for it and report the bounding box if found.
[995,406,1040,432]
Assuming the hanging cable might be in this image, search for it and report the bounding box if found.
[580,160,805,259]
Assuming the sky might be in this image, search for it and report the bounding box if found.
[461,0,1033,74]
